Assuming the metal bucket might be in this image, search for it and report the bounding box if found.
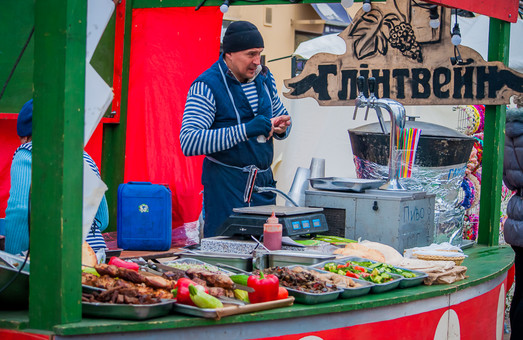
[348,120,475,167]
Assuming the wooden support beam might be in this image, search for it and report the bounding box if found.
[102,0,133,232]
[31,0,86,329]
[477,18,510,246]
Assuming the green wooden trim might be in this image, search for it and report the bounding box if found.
[0,244,508,336]
[132,0,369,9]
[477,18,510,246]
[30,0,86,330]
[101,0,134,232]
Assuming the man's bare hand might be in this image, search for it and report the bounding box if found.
[271,115,291,135]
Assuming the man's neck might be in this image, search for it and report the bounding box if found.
[224,58,247,83]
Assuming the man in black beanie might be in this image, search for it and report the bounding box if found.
[180,21,291,237]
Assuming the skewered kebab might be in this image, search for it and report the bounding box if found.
[82,273,174,301]
[94,263,176,290]
[152,261,240,298]
[82,286,163,305]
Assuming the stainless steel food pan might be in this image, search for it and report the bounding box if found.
[177,251,253,273]
[82,299,174,320]
[285,286,342,304]
[257,250,336,269]
[305,266,374,299]
[312,258,403,294]
[396,267,428,288]
[309,177,385,192]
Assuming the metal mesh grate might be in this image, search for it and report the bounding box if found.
[319,207,346,238]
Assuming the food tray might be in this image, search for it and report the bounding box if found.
[172,297,294,320]
[82,284,106,294]
[335,256,427,288]
[0,251,30,272]
[82,299,175,320]
[309,177,385,192]
[255,250,336,269]
[313,258,402,294]
[161,258,233,274]
[305,266,373,299]
[104,248,123,260]
[177,251,253,273]
[271,265,343,304]
[396,267,428,289]
[367,273,402,294]
[285,286,342,304]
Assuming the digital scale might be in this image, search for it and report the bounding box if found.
[216,205,329,238]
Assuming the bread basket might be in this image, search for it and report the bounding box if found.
[414,254,465,265]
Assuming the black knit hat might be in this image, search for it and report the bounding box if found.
[17,99,33,137]
[223,21,264,53]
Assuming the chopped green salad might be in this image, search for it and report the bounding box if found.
[322,262,394,284]
[349,261,418,279]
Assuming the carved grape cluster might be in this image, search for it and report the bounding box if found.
[388,22,422,62]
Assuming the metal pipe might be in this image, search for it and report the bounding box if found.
[354,76,407,190]
[254,186,300,207]
[373,98,407,190]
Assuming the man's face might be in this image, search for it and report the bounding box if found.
[226,48,263,83]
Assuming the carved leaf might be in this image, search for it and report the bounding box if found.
[377,32,388,55]
[349,10,386,60]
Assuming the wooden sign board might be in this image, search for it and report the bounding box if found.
[284,0,523,106]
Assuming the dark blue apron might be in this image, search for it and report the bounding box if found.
[196,56,276,237]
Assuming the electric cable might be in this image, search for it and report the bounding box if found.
[0,26,34,101]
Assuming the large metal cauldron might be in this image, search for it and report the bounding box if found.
[348,121,475,167]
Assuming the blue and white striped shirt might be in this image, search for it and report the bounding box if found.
[4,142,109,254]
[180,70,289,157]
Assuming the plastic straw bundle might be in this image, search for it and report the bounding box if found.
[396,128,422,178]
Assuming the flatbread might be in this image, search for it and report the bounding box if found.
[359,241,404,265]
[82,241,97,268]
[333,243,386,262]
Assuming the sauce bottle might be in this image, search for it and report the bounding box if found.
[263,211,282,251]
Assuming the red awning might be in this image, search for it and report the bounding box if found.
[425,0,519,23]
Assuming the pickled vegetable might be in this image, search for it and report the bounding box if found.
[188,284,224,309]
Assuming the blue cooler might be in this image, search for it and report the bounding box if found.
[117,182,172,251]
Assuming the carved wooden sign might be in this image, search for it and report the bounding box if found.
[283,0,523,106]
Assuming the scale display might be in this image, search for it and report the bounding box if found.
[217,205,329,238]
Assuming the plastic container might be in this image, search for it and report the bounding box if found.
[263,212,282,251]
[117,182,172,251]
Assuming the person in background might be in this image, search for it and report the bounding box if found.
[503,98,523,340]
[180,21,291,237]
[4,99,109,255]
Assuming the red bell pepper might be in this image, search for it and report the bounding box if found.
[172,278,208,306]
[345,271,360,279]
[247,271,279,303]
[108,257,139,271]
[353,265,366,272]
